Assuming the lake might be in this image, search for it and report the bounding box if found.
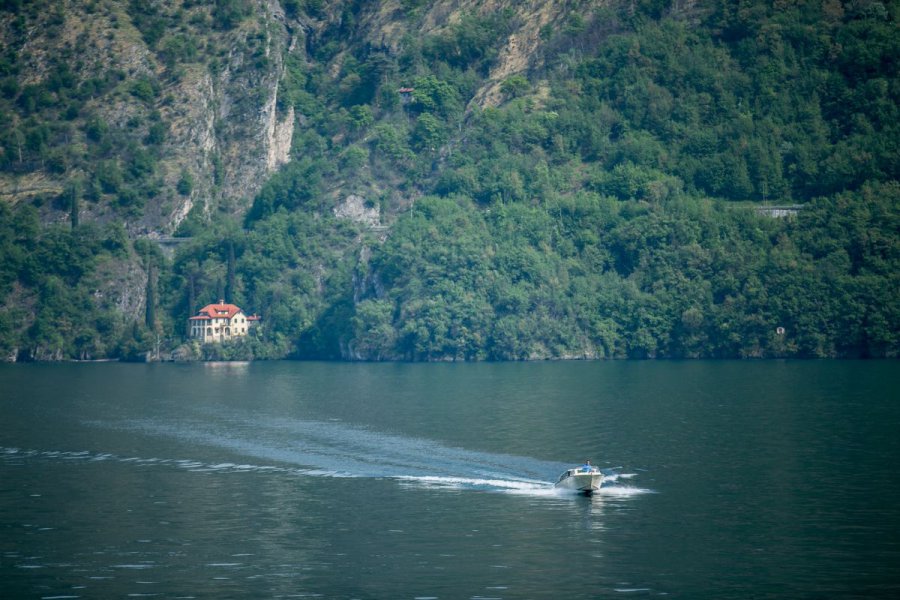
[1,360,899,598]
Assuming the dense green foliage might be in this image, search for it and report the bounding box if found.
[1,0,898,360]
[352,184,898,359]
[0,202,162,360]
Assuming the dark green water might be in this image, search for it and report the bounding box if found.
[1,361,898,598]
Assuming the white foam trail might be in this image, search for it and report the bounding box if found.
[400,475,551,488]
[596,485,654,497]
[395,474,652,498]
[396,475,556,495]
[116,416,570,484]
[2,436,653,499]
[0,447,306,477]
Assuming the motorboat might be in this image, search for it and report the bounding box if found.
[555,464,604,494]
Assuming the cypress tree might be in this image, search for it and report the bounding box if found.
[188,272,196,314]
[145,265,156,330]
[225,240,236,303]
[64,181,81,228]
[69,190,79,228]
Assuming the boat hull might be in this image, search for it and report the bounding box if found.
[555,471,603,494]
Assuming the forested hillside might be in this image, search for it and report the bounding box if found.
[1,0,898,361]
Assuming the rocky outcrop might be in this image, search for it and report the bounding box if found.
[333,194,381,228]
[0,0,297,234]
[1,0,588,234]
[467,0,568,108]
[0,173,64,205]
[155,0,297,229]
[323,0,577,110]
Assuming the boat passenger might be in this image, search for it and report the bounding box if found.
[582,460,593,472]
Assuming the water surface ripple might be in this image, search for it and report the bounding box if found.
[2,361,898,599]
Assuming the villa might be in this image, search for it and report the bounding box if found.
[188,300,260,343]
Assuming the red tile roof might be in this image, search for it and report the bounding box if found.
[190,301,245,321]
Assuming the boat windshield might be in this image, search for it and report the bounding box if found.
[558,465,600,482]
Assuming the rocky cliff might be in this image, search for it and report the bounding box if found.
[1,0,298,234]
[2,0,596,234]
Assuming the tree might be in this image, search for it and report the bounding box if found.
[144,264,157,331]
[62,180,81,228]
[176,169,193,196]
[411,113,446,153]
[501,75,529,99]
[225,240,236,303]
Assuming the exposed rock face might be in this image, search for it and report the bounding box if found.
[0,0,297,234]
[0,173,64,206]
[266,104,295,173]
[329,0,579,110]
[1,0,584,234]
[158,0,297,230]
[207,0,296,216]
[333,194,381,228]
[92,256,149,320]
[468,0,569,108]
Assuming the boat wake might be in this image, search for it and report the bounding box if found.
[1,446,319,476]
[3,413,652,498]
[396,474,556,494]
[114,415,567,484]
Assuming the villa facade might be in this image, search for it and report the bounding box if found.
[188,300,260,343]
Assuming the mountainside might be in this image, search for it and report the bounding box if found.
[1,0,295,229]
[1,0,898,361]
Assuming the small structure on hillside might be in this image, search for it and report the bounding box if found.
[755,205,803,218]
[188,300,260,343]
